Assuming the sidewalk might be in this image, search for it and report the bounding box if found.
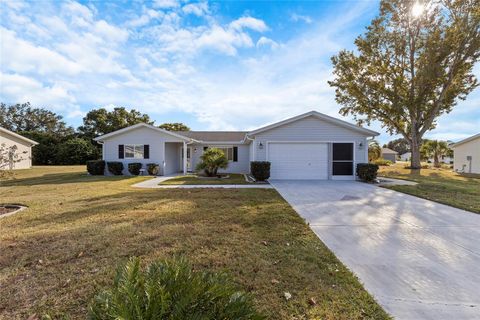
[132,176,273,189]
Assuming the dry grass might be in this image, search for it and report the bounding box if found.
[160,173,250,185]
[0,166,389,319]
[379,162,480,213]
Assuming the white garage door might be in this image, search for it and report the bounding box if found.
[268,143,328,179]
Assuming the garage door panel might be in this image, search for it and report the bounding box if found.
[268,143,328,179]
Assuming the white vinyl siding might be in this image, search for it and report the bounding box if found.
[453,137,480,174]
[268,143,328,179]
[252,115,368,165]
[102,126,184,175]
[0,132,34,170]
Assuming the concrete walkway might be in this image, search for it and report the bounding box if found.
[270,180,480,320]
[132,176,273,189]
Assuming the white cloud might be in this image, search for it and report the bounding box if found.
[290,13,313,24]
[0,27,83,75]
[256,36,279,49]
[182,2,209,16]
[0,72,77,110]
[152,0,179,9]
[94,20,129,42]
[229,16,268,32]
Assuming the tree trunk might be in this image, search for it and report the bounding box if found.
[434,154,440,168]
[410,139,422,169]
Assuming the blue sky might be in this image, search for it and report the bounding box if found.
[1,0,479,144]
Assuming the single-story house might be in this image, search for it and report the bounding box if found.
[451,133,480,174]
[0,127,38,170]
[94,111,379,180]
[381,148,398,163]
[399,152,411,162]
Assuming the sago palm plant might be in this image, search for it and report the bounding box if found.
[196,148,229,177]
[88,257,264,320]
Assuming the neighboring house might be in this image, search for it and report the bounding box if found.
[94,111,379,180]
[451,133,480,174]
[381,148,398,163]
[0,127,38,170]
[399,152,411,161]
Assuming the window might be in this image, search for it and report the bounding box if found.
[125,144,144,159]
[332,143,354,175]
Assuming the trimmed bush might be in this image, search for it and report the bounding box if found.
[146,163,159,175]
[128,163,142,175]
[107,161,123,175]
[250,161,271,181]
[357,163,379,182]
[88,257,264,320]
[373,158,393,166]
[86,160,105,175]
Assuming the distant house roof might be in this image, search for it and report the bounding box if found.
[176,131,247,142]
[0,127,39,146]
[451,133,480,148]
[381,147,398,154]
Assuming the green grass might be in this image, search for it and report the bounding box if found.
[0,166,389,320]
[160,173,251,185]
[379,162,480,213]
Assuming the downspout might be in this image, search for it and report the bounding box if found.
[245,134,255,162]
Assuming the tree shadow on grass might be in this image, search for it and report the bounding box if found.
[0,172,137,187]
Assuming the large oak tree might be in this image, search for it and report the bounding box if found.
[329,0,480,168]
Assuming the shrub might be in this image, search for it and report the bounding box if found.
[373,158,393,166]
[88,257,264,320]
[196,148,229,177]
[357,163,379,182]
[146,163,160,175]
[107,162,124,175]
[128,163,142,175]
[87,160,105,175]
[56,138,99,165]
[250,161,271,181]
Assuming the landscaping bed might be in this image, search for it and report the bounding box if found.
[160,173,254,185]
[379,163,480,213]
[0,166,389,319]
[0,204,24,217]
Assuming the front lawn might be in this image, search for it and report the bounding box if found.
[160,173,251,185]
[379,162,480,213]
[0,166,389,319]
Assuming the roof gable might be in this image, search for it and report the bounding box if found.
[451,133,480,148]
[247,111,379,137]
[94,123,192,142]
[0,127,39,145]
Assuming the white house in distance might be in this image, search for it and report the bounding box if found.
[451,133,480,174]
[94,111,379,180]
[0,127,38,170]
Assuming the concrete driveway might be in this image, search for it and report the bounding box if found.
[270,180,480,320]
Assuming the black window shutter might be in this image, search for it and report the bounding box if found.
[203,146,208,151]
[233,147,238,162]
[118,145,124,159]
[144,145,150,159]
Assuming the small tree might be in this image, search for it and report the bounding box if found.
[368,140,382,162]
[0,143,27,179]
[196,148,228,177]
[421,140,450,167]
[56,138,99,165]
